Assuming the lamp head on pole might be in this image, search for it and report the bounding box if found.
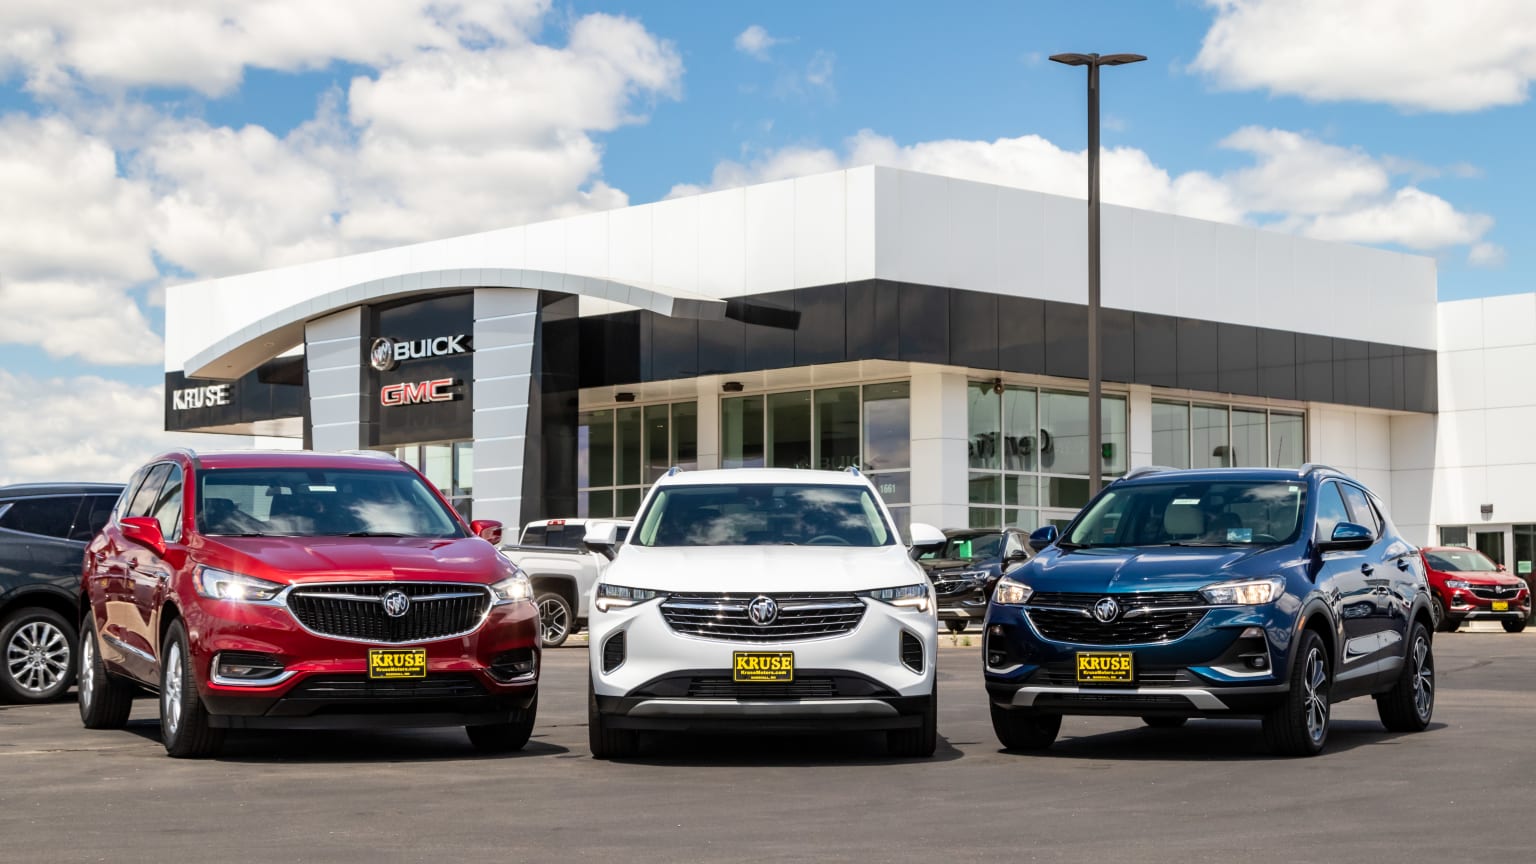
[1049,52,1146,67]
[1049,53,1095,66]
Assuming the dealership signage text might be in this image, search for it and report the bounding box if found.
[370,335,470,372]
[172,384,232,410]
[380,378,460,406]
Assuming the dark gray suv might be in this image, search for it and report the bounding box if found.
[0,482,124,703]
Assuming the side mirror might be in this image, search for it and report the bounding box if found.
[120,516,167,558]
[1317,521,1374,553]
[907,522,946,559]
[584,521,621,561]
[469,519,503,545]
[1006,547,1029,562]
[1028,525,1059,552]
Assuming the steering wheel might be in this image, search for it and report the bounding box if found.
[806,534,852,546]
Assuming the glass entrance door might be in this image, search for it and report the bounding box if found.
[1515,525,1536,623]
[1474,530,1506,567]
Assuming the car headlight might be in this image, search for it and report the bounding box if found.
[195,567,284,602]
[1200,576,1286,606]
[594,583,662,612]
[861,583,932,612]
[1445,579,1472,590]
[490,571,533,605]
[991,576,1033,606]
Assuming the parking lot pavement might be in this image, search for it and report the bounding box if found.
[2,632,1532,864]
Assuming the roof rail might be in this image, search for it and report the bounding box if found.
[1300,463,1338,476]
[843,465,862,477]
[665,465,684,477]
[341,449,401,460]
[1120,465,1177,481]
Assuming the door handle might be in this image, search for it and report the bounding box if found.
[1396,558,1411,571]
[1361,563,1375,576]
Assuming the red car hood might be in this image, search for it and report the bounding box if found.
[193,535,509,585]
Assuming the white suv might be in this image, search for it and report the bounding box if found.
[585,468,942,758]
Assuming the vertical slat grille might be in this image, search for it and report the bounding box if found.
[285,583,492,644]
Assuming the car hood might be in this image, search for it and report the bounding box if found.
[195,535,511,585]
[1019,545,1297,594]
[604,544,924,594]
[1430,570,1527,586]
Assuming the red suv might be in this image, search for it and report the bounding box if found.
[1420,546,1530,634]
[77,449,539,758]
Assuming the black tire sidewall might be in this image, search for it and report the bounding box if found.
[0,607,76,703]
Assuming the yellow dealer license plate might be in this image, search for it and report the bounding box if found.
[1493,600,1510,612]
[1076,652,1134,683]
[368,648,427,680]
[733,651,794,683]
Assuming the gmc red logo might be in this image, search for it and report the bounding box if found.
[380,378,457,406]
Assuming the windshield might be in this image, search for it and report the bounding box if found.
[921,533,1004,561]
[1064,480,1307,548]
[1424,549,1499,573]
[631,483,894,547]
[196,468,464,538]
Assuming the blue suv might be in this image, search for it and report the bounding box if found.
[983,466,1437,757]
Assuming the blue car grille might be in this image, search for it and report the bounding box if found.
[1025,591,1208,646]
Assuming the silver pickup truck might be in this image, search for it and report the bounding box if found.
[499,519,630,647]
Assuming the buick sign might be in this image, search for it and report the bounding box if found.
[369,334,470,371]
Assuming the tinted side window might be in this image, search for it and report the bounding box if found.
[0,496,84,539]
[151,466,185,542]
[521,526,546,546]
[1339,484,1381,536]
[70,495,120,541]
[127,464,171,519]
[1315,483,1351,542]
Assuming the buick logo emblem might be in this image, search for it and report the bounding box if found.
[747,595,779,626]
[370,337,399,372]
[1093,597,1120,623]
[381,590,411,618]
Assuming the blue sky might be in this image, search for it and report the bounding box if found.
[0,0,1531,480]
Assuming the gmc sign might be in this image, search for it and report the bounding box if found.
[380,378,458,406]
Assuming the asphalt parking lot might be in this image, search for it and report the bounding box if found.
[2,628,1532,864]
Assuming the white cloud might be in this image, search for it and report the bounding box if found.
[1469,242,1507,268]
[0,371,229,484]
[1193,0,1536,112]
[672,126,1490,255]
[734,24,780,61]
[805,50,835,89]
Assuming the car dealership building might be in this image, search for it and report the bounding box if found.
[163,166,1536,577]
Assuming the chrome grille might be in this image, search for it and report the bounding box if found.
[1025,591,1208,646]
[285,582,492,644]
[1469,584,1524,600]
[659,593,865,642]
[930,570,987,597]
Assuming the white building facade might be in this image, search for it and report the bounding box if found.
[159,166,1533,580]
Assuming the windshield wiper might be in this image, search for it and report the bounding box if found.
[345,531,410,537]
[1056,540,1086,550]
[1156,541,1238,547]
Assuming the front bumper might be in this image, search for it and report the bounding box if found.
[982,602,1291,717]
[588,596,935,731]
[1442,589,1531,623]
[183,592,540,730]
[936,585,990,622]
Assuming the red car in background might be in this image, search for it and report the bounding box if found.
[78,449,539,758]
[1419,546,1531,634]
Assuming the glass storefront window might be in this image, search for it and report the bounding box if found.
[644,404,670,483]
[583,410,614,489]
[814,387,861,471]
[721,396,765,469]
[673,402,699,470]
[423,443,452,496]
[579,401,697,518]
[615,407,642,486]
[453,441,473,498]
[968,384,1001,471]
[1003,388,1037,472]
[395,441,473,520]
[863,382,910,472]
[1231,409,1268,468]
[1192,405,1230,469]
[1270,412,1304,469]
[767,391,812,469]
[1152,401,1190,469]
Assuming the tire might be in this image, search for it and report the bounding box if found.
[1433,597,1455,632]
[537,592,574,648]
[944,620,968,635]
[1141,715,1187,728]
[1261,629,1331,757]
[467,693,538,753]
[990,702,1061,751]
[77,617,134,730]
[588,678,637,759]
[1503,619,1527,634]
[159,620,224,759]
[888,681,938,758]
[0,607,76,704]
[1376,622,1435,733]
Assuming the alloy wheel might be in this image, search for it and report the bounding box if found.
[540,599,570,645]
[6,620,70,694]
[163,642,183,737]
[1412,636,1434,720]
[79,633,95,708]
[1303,647,1329,744]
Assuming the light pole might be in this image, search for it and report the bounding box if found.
[1049,52,1145,497]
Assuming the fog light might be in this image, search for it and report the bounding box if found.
[213,651,285,684]
[489,649,537,682]
[1245,655,1269,670]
